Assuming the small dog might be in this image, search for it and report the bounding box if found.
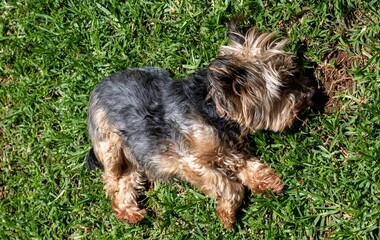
[86,18,314,229]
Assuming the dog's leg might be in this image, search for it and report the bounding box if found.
[180,164,244,229]
[237,158,283,195]
[111,167,146,224]
[93,131,146,224]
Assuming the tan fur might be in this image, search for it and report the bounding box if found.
[237,158,283,194]
[220,29,290,60]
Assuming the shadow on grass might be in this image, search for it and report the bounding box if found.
[290,41,330,132]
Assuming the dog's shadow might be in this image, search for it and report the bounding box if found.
[297,42,329,111]
[291,41,329,131]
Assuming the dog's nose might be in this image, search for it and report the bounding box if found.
[308,91,315,102]
[302,89,316,107]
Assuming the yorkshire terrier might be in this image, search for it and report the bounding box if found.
[86,18,315,229]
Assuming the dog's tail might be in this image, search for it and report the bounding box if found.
[86,148,104,171]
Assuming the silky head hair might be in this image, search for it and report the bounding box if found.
[208,20,311,133]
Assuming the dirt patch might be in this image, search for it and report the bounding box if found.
[315,50,358,112]
[314,8,372,113]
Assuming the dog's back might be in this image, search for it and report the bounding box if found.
[87,67,175,164]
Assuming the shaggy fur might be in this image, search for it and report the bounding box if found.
[86,19,314,229]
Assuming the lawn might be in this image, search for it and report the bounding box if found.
[1,0,379,239]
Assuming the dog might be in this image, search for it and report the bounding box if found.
[86,18,315,229]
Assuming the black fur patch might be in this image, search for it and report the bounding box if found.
[86,148,104,171]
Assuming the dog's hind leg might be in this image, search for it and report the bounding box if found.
[111,167,146,224]
[89,108,146,224]
[94,132,146,224]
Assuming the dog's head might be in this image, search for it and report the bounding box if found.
[208,20,314,133]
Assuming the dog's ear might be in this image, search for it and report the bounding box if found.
[227,15,246,46]
[207,55,255,118]
[208,55,249,96]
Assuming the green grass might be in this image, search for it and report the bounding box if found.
[1,0,380,239]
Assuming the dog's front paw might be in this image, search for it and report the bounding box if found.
[250,171,283,195]
[238,160,283,195]
[112,201,146,224]
[116,210,146,224]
